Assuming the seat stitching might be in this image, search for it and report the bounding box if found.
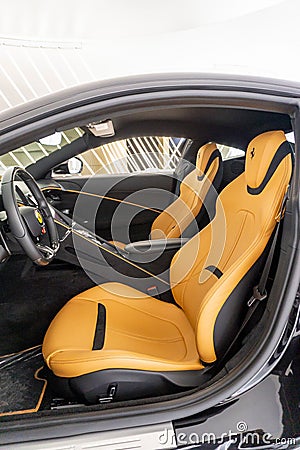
[49,351,201,366]
[105,300,190,359]
[66,297,191,360]
[108,327,184,343]
[219,211,249,270]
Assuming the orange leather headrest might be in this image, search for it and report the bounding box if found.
[245,130,291,193]
[196,142,219,176]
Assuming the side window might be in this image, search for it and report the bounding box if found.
[216,144,245,161]
[0,128,84,178]
[76,137,186,176]
[285,131,295,143]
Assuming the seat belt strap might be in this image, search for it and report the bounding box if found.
[248,187,289,307]
[220,187,290,363]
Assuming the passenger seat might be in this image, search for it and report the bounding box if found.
[112,142,223,248]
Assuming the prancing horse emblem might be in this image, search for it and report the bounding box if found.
[34,210,43,225]
[250,148,255,159]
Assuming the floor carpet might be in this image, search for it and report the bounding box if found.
[0,347,47,417]
[0,256,96,355]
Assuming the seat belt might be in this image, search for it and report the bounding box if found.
[219,187,290,363]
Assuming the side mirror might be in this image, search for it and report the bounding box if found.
[68,157,83,174]
[52,157,83,176]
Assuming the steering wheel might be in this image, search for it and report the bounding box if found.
[1,167,60,266]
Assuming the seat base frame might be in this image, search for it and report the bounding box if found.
[46,367,208,404]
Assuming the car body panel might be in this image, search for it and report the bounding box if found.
[175,334,300,448]
[0,74,300,448]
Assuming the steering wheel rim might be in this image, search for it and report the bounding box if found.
[1,166,60,266]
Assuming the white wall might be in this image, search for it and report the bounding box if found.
[0,0,298,112]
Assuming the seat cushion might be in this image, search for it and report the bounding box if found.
[43,282,202,378]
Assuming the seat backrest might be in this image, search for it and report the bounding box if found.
[170,130,293,363]
[150,143,223,239]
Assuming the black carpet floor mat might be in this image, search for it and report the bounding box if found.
[0,349,198,423]
[0,347,48,417]
[0,255,96,355]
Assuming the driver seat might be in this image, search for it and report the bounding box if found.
[110,142,223,248]
[43,130,293,403]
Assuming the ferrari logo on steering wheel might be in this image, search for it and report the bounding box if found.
[34,209,43,224]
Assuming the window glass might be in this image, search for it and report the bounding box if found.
[285,131,295,143]
[217,143,245,161]
[76,137,185,176]
[0,127,84,177]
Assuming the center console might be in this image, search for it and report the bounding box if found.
[52,207,188,294]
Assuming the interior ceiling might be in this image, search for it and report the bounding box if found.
[88,107,291,150]
[24,104,291,181]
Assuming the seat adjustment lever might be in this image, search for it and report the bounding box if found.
[98,384,117,403]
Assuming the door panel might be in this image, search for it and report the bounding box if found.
[44,173,176,242]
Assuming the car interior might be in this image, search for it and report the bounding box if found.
[0,103,295,421]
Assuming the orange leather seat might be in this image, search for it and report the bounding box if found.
[110,142,222,247]
[43,130,293,403]
[43,283,202,378]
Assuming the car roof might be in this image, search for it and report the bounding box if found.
[0,73,297,156]
[0,73,299,129]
